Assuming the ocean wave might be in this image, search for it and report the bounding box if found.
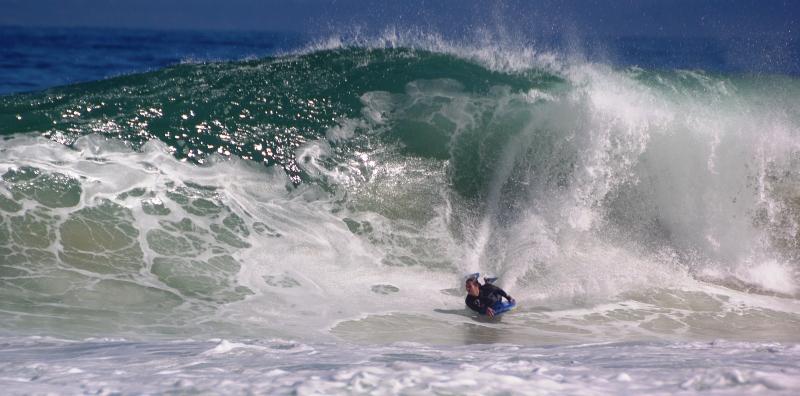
[1,38,800,342]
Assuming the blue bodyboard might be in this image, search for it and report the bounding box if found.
[491,300,516,315]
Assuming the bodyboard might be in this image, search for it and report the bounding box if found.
[490,300,516,316]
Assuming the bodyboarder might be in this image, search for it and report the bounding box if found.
[465,275,515,318]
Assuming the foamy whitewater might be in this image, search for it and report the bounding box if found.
[1,31,800,394]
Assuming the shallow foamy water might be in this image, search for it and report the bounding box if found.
[1,337,798,395]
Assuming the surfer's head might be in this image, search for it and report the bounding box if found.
[465,278,480,296]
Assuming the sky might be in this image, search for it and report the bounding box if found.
[0,0,797,41]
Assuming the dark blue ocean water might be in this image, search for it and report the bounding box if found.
[0,26,305,95]
[1,26,798,96]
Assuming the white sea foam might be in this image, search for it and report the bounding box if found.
[1,336,798,395]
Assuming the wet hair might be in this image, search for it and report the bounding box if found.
[465,278,480,287]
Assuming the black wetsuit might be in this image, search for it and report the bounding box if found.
[465,283,510,314]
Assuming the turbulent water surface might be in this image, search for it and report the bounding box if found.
[1,29,800,394]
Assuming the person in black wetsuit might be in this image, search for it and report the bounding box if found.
[465,277,514,318]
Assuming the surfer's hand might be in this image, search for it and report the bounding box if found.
[508,297,515,303]
[486,308,495,318]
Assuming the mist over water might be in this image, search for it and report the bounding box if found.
[1,27,800,394]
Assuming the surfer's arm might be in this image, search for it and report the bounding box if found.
[465,297,487,314]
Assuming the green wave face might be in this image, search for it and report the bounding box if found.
[0,48,556,187]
